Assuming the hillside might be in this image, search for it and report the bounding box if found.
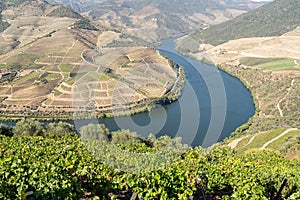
[46,0,263,42]
[0,0,300,199]
[0,2,9,32]
[177,0,300,159]
[228,128,300,158]
[187,0,300,46]
[0,0,182,119]
[0,121,300,199]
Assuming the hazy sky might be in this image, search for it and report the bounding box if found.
[252,0,273,1]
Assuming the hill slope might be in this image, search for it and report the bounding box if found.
[46,0,263,42]
[176,0,300,158]
[1,124,300,199]
[189,0,300,46]
[0,0,182,119]
[0,2,9,32]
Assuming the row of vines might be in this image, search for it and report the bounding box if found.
[0,120,299,199]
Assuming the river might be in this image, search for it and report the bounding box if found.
[0,38,255,147]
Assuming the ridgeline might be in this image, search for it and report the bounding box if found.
[189,0,300,46]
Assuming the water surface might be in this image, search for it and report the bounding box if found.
[1,38,255,147]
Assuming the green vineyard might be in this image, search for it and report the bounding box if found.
[0,121,299,199]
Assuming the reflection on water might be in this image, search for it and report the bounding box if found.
[0,38,255,147]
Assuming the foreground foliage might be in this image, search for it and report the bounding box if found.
[0,122,299,199]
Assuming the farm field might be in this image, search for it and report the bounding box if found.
[239,57,300,71]
[0,1,182,119]
[229,128,299,152]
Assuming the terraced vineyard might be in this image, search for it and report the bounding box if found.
[0,1,183,119]
[0,122,300,199]
[229,128,300,157]
[44,46,180,118]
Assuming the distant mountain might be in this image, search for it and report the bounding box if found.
[0,0,96,81]
[0,0,98,33]
[187,0,300,46]
[46,0,264,41]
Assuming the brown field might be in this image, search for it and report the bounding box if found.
[0,2,180,119]
[195,26,300,66]
[187,26,300,120]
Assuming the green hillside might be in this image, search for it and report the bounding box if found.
[228,128,300,155]
[1,121,300,199]
[0,19,9,33]
[46,6,83,19]
[0,2,9,33]
[1,0,29,7]
[190,0,300,46]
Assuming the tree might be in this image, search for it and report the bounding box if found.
[45,121,76,137]
[13,119,44,136]
[80,124,110,141]
[111,129,145,145]
[0,124,12,137]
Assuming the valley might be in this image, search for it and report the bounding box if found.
[0,0,300,199]
[47,0,263,42]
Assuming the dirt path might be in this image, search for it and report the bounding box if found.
[276,100,284,117]
[260,128,298,149]
[245,135,256,146]
[228,130,268,149]
[228,138,244,149]
[276,79,295,117]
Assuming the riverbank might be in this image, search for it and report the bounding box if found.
[1,37,256,147]
[197,59,259,138]
[175,34,300,155]
[177,35,299,129]
[0,58,185,121]
[219,64,298,136]
[193,56,300,158]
